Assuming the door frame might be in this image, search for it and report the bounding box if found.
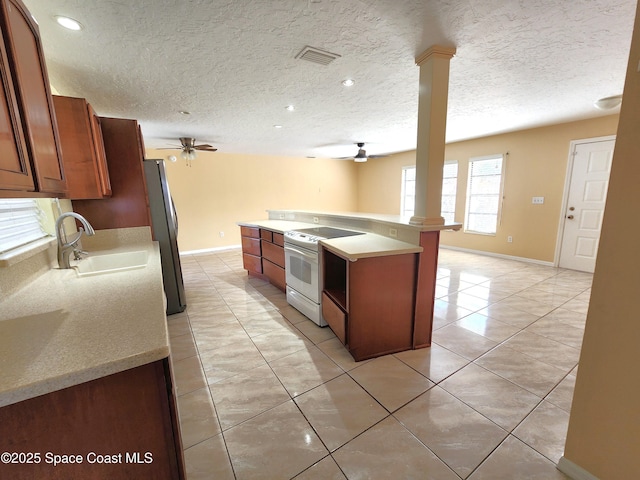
[553,134,616,268]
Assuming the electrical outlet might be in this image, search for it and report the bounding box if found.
[507,236,513,243]
[532,196,545,205]
[313,217,319,224]
[219,231,224,238]
[279,213,285,219]
[389,228,398,238]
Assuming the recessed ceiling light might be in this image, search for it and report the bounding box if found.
[274,125,283,129]
[55,16,83,31]
[285,105,295,111]
[341,79,355,87]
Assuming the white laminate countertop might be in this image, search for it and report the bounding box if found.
[237,219,317,234]
[320,235,422,261]
[0,242,169,408]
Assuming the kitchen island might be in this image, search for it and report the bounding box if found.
[239,210,461,361]
[0,229,184,479]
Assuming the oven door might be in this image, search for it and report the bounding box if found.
[284,243,320,302]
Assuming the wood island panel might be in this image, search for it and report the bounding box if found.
[347,253,417,361]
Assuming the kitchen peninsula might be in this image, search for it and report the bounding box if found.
[239,210,461,361]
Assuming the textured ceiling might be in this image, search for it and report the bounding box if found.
[23,0,637,159]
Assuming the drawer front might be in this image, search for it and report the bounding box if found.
[242,253,262,274]
[240,226,260,238]
[260,229,273,242]
[263,259,285,291]
[322,291,347,345]
[262,240,285,268]
[273,232,284,247]
[241,236,261,256]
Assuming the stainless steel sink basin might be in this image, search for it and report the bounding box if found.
[74,250,148,276]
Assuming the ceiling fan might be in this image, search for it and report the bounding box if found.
[337,143,387,162]
[161,137,217,166]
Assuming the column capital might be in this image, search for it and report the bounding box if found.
[415,45,457,66]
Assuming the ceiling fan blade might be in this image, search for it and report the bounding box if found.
[368,154,389,158]
[157,147,182,150]
[194,143,213,148]
[194,146,217,152]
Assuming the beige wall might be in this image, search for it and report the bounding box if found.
[562,2,640,478]
[356,115,619,262]
[145,149,358,252]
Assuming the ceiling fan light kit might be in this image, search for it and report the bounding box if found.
[594,94,622,110]
[159,137,218,166]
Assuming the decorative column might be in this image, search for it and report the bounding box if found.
[409,45,456,226]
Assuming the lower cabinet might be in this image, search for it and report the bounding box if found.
[240,226,285,292]
[0,359,185,480]
[322,247,418,361]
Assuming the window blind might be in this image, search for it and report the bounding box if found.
[465,155,504,234]
[0,198,48,254]
[441,161,458,224]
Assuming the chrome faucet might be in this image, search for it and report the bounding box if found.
[55,212,95,269]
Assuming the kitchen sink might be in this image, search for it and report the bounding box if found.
[74,250,148,276]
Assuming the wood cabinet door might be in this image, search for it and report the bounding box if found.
[87,102,112,196]
[1,0,66,194]
[0,36,32,191]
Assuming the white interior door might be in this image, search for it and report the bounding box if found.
[559,138,615,272]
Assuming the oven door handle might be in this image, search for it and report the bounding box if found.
[284,245,318,260]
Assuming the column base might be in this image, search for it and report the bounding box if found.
[409,215,445,226]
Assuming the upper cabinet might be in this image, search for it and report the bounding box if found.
[54,95,112,199]
[0,0,66,196]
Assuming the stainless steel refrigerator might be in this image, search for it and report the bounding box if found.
[143,159,187,314]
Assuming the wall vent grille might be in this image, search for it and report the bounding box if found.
[295,46,341,65]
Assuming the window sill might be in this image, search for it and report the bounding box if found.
[0,236,56,268]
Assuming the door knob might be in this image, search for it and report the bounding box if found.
[567,215,574,219]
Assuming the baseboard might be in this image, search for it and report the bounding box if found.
[180,244,241,256]
[556,457,600,480]
[440,244,556,267]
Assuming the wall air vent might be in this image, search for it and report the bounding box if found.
[295,46,341,65]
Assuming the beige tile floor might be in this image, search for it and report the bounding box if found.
[169,247,591,479]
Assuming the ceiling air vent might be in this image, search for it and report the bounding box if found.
[295,46,341,65]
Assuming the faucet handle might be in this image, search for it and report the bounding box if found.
[73,249,89,261]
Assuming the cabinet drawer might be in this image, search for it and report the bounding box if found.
[273,232,284,247]
[242,253,262,274]
[240,226,260,238]
[260,229,273,242]
[263,259,285,291]
[241,236,261,256]
[261,240,284,268]
[322,291,347,345]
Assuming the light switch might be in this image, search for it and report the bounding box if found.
[532,196,545,205]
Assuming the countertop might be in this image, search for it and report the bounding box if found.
[238,218,423,261]
[0,241,168,408]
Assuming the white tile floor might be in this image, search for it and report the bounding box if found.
[169,247,590,479]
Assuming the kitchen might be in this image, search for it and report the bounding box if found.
[2,0,640,479]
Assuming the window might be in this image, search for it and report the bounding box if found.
[465,155,505,235]
[401,163,458,222]
[441,161,458,224]
[400,166,415,218]
[0,199,48,255]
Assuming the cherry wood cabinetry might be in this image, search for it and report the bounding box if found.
[0,0,66,196]
[0,359,185,480]
[73,117,151,230]
[240,226,286,291]
[53,95,111,199]
[261,230,285,291]
[322,247,418,361]
[241,226,262,274]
